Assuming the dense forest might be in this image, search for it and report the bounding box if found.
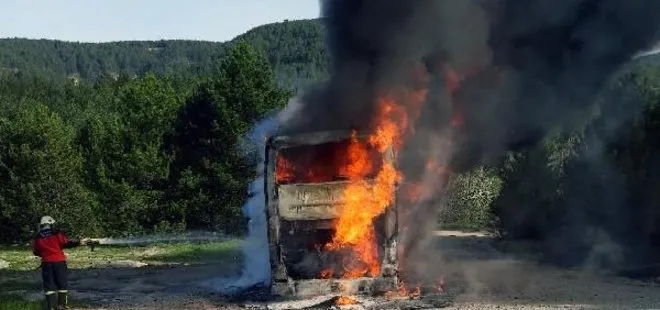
[0,39,289,242]
[0,19,328,91]
[2,19,660,271]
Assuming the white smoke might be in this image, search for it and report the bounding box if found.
[203,98,301,293]
[235,112,280,288]
[276,96,303,125]
[223,176,270,291]
[207,177,270,293]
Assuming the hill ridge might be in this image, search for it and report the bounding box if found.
[0,19,328,90]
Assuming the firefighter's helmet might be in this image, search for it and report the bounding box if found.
[40,216,56,225]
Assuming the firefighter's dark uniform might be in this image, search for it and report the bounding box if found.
[32,227,82,310]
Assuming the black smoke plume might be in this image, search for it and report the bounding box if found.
[280,0,660,166]
[277,0,660,283]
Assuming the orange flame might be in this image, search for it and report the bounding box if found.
[385,281,421,300]
[313,62,449,280]
[275,156,295,183]
[336,295,359,306]
[274,60,468,287]
[338,132,374,178]
[322,89,427,278]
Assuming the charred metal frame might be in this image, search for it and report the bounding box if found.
[264,130,399,298]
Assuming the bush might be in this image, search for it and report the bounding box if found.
[442,167,502,231]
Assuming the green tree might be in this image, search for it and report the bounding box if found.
[168,41,289,233]
[77,74,182,235]
[167,87,238,230]
[0,102,99,243]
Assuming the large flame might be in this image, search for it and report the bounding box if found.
[323,85,428,278]
[312,62,465,306]
[279,60,462,284]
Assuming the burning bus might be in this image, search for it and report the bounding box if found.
[264,129,400,298]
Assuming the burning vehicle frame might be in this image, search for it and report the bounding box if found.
[264,130,400,298]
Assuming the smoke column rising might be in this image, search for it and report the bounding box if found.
[277,0,660,283]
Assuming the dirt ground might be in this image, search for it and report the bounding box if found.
[8,231,660,310]
[433,231,660,310]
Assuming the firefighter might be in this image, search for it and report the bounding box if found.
[31,216,90,310]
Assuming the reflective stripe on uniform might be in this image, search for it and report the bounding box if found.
[57,290,67,293]
[45,291,56,295]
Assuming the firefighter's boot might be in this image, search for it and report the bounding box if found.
[57,290,69,310]
[45,291,57,310]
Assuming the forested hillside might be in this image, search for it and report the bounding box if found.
[0,19,328,91]
[0,40,290,243]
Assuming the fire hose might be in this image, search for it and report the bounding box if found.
[87,240,100,251]
[80,238,101,251]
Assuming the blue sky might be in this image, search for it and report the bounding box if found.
[0,0,321,42]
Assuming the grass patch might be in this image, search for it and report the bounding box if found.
[0,294,42,310]
[0,239,241,272]
[145,239,241,263]
[0,240,241,309]
[0,246,40,271]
